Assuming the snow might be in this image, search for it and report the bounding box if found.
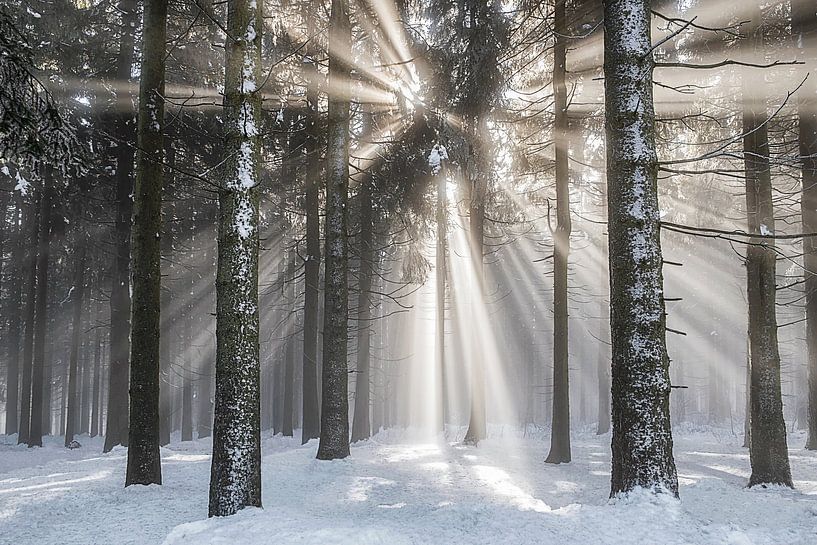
[2,428,816,544]
[428,145,448,175]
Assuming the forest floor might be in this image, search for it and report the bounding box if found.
[1,426,816,545]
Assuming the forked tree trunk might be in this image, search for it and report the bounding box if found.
[603,0,678,497]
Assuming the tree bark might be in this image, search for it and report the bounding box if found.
[209,0,263,516]
[603,0,678,497]
[316,0,352,461]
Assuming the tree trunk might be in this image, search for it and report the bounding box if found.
[742,15,792,487]
[80,297,92,435]
[300,0,321,445]
[104,0,139,453]
[65,242,87,446]
[126,0,167,485]
[603,0,678,497]
[546,0,571,464]
[28,177,53,448]
[794,0,817,451]
[435,149,448,434]
[197,357,213,439]
[159,139,175,447]
[597,179,611,435]
[4,198,23,435]
[463,126,488,446]
[91,308,102,438]
[351,160,373,443]
[316,0,352,461]
[208,0,263,516]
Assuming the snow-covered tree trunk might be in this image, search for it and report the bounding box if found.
[126,0,167,486]
[603,0,678,497]
[742,13,792,488]
[208,0,263,516]
[317,0,352,461]
[104,0,139,454]
[546,0,572,464]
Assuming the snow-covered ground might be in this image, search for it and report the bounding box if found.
[1,427,816,544]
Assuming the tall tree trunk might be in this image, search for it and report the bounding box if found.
[208,0,263,516]
[197,356,213,439]
[316,0,352,461]
[434,147,448,434]
[546,0,572,464]
[91,306,102,438]
[597,178,611,435]
[351,159,373,443]
[65,242,87,446]
[794,0,817,451]
[4,198,23,435]
[28,178,53,448]
[603,0,678,497]
[742,14,792,488]
[159,140,176,447]
[463,126,488,446]
[126,0,167,485]
[104,0,139,453]
[80,297,92,435]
